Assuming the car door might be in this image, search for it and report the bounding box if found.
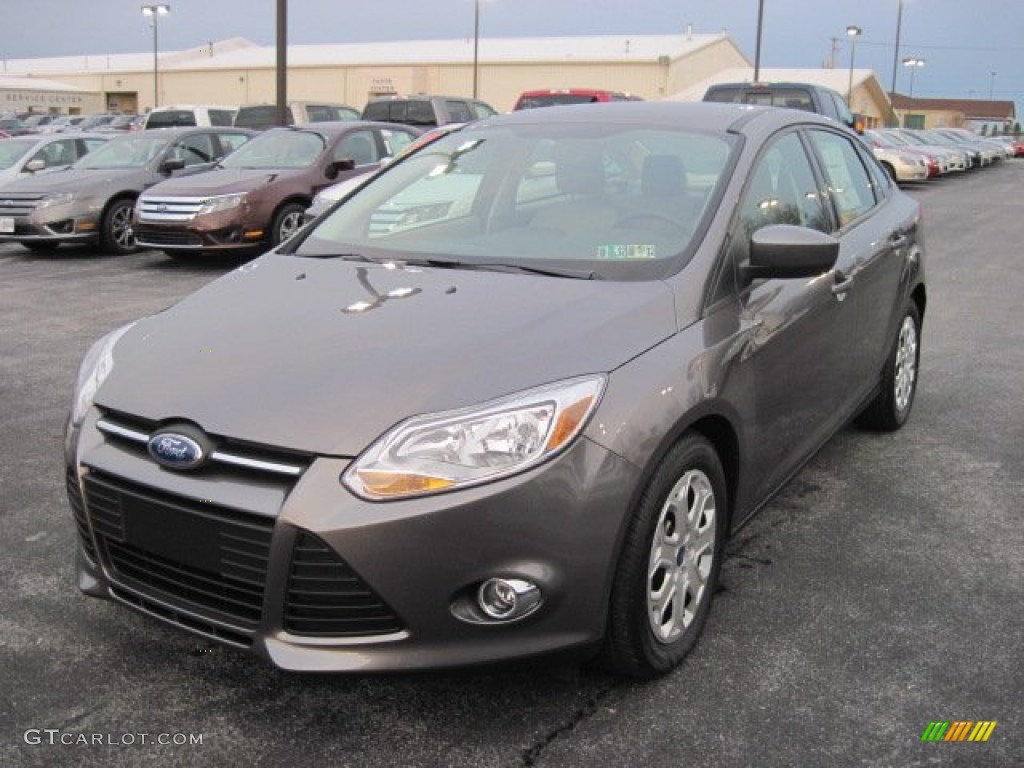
[805,127,912,405]
[726,130,860,501]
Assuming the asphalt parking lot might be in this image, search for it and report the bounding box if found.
[1,162,1021,768]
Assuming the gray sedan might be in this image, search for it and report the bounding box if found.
[65,103,925,678]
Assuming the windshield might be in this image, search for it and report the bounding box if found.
[0,138,36,169]
[296,122,736,280]
[220,129,326,169]
[75,134,168,169]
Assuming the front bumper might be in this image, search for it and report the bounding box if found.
[66,408,639,671]
[134,207,268,252]
[0,202,101,244]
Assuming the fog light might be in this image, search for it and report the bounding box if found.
[477,578,541,621]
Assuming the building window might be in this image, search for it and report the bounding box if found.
[903,114,925,129]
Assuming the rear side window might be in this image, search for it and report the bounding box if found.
[705,87,814,112]
[362,102,389,121]
[444,100,474,123]
[406,101,436,126]
[471,102,496,118]
[808,129,878,227]
[146,110,195,128]
[217,132,251,155]
[209,109,235,126]
[234,106,281,129]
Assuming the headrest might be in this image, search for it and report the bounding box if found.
[642,154,686,197]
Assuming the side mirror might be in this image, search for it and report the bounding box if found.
[325,158,356,180]
[161,158,186,174]
[25,159,46,172]
[743,224,839,281]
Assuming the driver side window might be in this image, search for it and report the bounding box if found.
[731,132,830,267]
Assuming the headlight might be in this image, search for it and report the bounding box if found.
[37,192,74,209]
[343,375,606,500]
[70,322,136,426]
[196,193,246,217]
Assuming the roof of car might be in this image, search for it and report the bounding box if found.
[483,100,831,134]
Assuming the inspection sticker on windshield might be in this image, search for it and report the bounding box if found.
[596,244,656,260]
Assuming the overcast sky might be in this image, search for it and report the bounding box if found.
[3,1,1023,112]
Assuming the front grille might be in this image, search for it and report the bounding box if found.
[0,193,46,217]
[137,196,206,222]
[96,409,311,479]
[66,469,97,562]
[284,532,404,637]
[134,229,203,247]
[83,471,274,632]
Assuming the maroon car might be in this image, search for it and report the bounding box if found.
[133,121,420,256]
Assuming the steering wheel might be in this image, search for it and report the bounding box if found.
[613,212,688,232]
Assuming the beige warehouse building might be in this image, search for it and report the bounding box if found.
[3,32,749,115]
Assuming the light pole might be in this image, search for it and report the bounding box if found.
[902,57,924,97]
[141,4,170,109]
[846,25,862,107]
[989,71,997,100]
[472,0,480,98]
[753,0,765,82]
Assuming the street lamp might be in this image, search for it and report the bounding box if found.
[846,25,862,107]
[902,57,925,97]
[141,4,170,109]
[989,71,997,100]
[472,0,480,98]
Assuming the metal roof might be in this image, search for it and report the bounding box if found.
[2,33,731,75]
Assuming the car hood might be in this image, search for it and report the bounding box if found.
[98,253,677,456]
[0,167,147,194]
[142,167,304,197]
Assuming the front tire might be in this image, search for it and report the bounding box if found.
[271,203,306,246]
[600,434,726,679]
[99,198,137,255]
[857,303,921,431]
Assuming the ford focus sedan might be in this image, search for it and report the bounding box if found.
[65,103,926,678]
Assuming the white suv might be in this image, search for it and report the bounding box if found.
[142,105,236,130]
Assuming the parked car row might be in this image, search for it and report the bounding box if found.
[861,126,1015,183]
[0,121,421,257]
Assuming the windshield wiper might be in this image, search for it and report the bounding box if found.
[402,257,597,280]
[297,252,390,263]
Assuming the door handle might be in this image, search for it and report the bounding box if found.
[832,271,854,299]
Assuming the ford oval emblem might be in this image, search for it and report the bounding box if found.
[148,432,205,470]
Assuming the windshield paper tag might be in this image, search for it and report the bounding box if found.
[597,244,657,260]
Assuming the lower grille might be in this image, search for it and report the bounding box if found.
[66,469,97,562]
[135,229,203,247]
[83,471,274,632]
[284,532,404,637]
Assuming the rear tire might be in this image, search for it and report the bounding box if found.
[99,198,137,255]
[857,302,921,431]
[600,434,726,679]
